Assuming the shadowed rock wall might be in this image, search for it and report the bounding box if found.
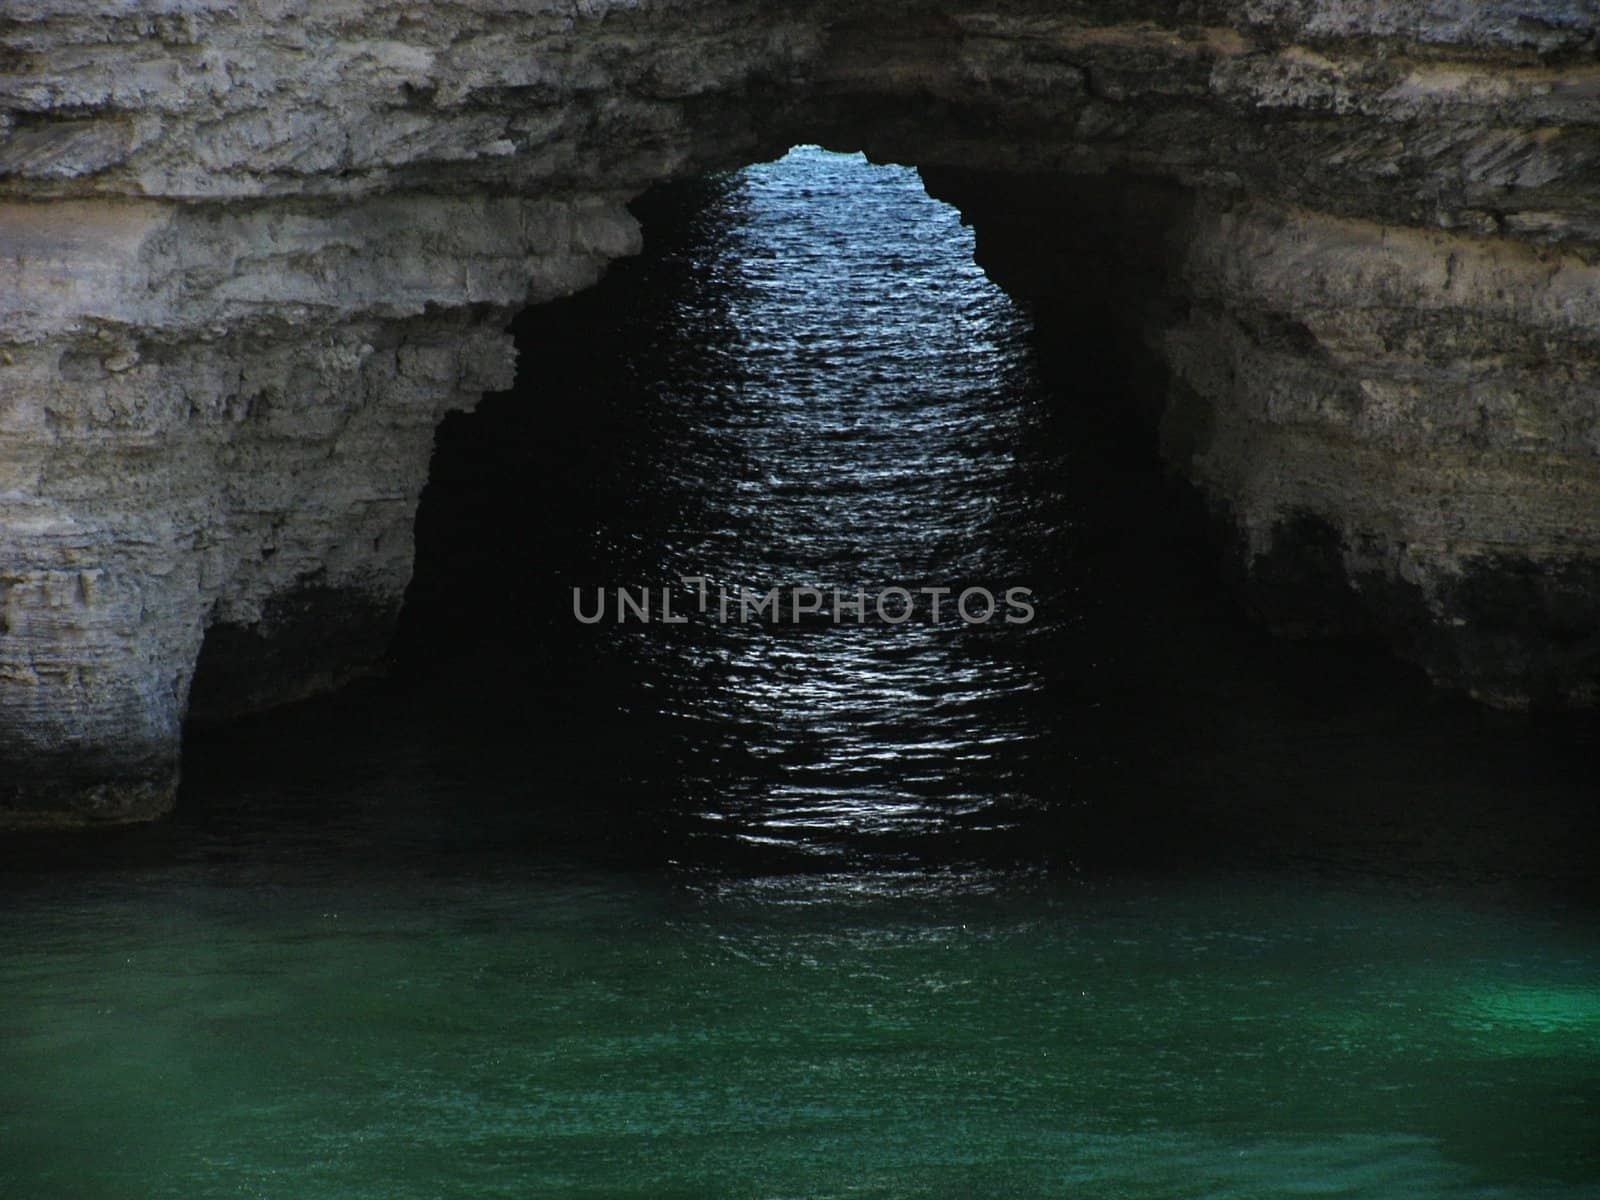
[2,0,1597,826]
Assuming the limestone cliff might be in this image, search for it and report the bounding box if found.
[2,0,1597,827]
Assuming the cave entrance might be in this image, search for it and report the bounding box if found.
[388,145,1237,868]
[169,144,1597,884]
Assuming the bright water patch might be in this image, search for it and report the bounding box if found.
[554,146,1059,865]
[1458,984,1600,1049]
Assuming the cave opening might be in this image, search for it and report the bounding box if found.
[387,144,1246,871]
[311,144,1589,886]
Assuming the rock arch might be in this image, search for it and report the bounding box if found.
[2,1,1598,826]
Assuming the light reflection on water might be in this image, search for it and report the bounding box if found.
[1,147,1597,1197]
[578,147,1058,864]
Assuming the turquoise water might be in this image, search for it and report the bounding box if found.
[2,148,1597,1196]
[4,866,1597,1197]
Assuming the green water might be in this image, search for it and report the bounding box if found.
[3,866,1596,1198]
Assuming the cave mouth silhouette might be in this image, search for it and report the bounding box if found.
[396,146,1212,674]
[374,146,1255,872]
[271,145,1588,894]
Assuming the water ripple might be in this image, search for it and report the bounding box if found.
[578,147,1062,862]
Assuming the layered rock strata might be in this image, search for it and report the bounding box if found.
[2,0,1597,826]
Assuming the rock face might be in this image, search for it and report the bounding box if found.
[2,0,1597,827]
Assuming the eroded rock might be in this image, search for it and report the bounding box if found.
[2,0,1597,826]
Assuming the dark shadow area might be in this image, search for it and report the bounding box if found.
[376,154,1597,905]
